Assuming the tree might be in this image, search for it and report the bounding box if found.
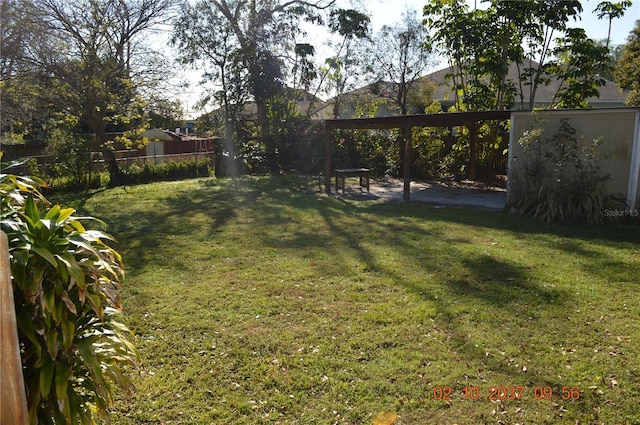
[424,0,625,110]
[292,43,318,94]
[369,9,435,116]
[549,28,610,108]
[145,97,184,131]
[172,0,251,177]
[320,8,371,118]
[614,20,640,105]
[367,9,435,178]
[31,0,175,186]
[597,41,625,81]
[423,0,623,179]
[176,0,334,175]
[424,0,524,110]
[0,0,50,144]
[595,1,633,49]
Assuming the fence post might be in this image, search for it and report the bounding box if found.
[1,231,29,425]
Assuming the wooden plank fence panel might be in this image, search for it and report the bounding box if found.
[1,231,29,425]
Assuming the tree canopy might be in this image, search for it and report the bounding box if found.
[615,19,640,105]
[423,0,619,110]
[172,0,335,174]
[368,9,435,116]
[1,0,177,185]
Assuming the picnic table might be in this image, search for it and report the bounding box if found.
[334,168,371,194]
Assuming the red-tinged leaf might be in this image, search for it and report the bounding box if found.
[78,284,87,305]
[60,294,78,315]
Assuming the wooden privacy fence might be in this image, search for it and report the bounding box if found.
[1,231,29,425]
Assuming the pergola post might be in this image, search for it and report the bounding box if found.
[403,124,412,201]
[324,122,332,194]
[468,121,478,180]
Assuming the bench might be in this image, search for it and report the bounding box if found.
[334,168,371,194]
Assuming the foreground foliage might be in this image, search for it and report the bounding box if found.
[59,176,639,424]
[1,163,138,424]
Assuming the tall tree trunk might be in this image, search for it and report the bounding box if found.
[223,114,238,177]
[85,111,123,187]
[94,124,122,187]
[256,98,280,175]
[102,147,123,187]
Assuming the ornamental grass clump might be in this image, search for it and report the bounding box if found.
[1,160,139,424]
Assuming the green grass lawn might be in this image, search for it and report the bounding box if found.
[59,176,639,424]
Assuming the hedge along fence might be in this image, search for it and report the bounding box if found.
[120,158,212,185]
[11,149,214,191]
[1,163,139,424]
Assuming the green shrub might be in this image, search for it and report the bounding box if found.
[120,158,212,185]
[238,140,269,175]
[333,129,397,177]
[510,117,626,225]
[49,173,106,192]
[46,129,95,188]
[1,159,139,424]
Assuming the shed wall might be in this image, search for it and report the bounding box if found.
[509,109,640,208]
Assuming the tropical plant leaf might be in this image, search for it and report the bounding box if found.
[5,169,138,424]
[54,362,70,408]
[39,357,55,398]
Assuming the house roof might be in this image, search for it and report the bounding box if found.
[320,60,629,116]
[423,61,628,108]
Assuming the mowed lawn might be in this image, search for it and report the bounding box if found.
[60,176,639,424]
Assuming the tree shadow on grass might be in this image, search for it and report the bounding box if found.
[447,255,565,306]
[61,178,263,272]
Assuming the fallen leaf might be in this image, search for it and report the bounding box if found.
[373,411,398,425]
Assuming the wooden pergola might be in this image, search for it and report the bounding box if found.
[323,110,514,200]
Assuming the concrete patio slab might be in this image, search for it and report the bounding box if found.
[335,178,507,211]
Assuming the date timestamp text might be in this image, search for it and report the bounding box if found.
[432,385,581,402]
